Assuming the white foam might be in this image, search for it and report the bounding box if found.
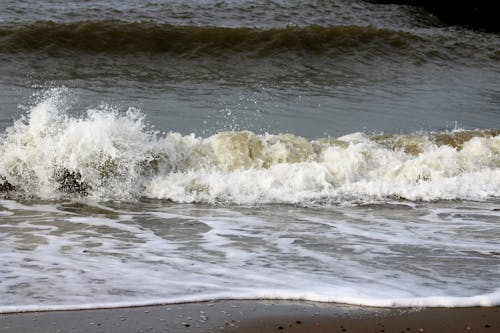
[1,89,499,312]
[146,141,500,203]
[1,199,499,313]
[0,88,499,203]
[2,289,500,314]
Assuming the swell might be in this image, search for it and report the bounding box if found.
[0,20,427,57]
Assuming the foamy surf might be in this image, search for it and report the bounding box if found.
[2,0,500,317]
[0,88,498,204]
[0,90,499,313]
[3,290,500,314]
[0,199,499,312]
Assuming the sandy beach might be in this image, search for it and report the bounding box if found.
[0,301,498,333]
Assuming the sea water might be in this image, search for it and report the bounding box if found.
[0,0,499,313]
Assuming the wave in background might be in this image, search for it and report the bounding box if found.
[0,88,498,203]
[0,21,425,55]
[1,21,499,63]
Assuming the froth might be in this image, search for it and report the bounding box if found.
[148,131,500,203]
[1,201,499,312]
[0,88,159,199]
[0,88,499,203]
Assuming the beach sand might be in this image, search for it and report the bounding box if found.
[0,300,498,333]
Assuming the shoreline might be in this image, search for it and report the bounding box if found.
[0,300,498,333]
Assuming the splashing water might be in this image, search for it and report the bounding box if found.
[0,89,498,204]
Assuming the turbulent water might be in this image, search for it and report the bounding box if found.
[0,0,499,312]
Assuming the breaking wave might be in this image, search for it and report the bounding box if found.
[1,88,499,203]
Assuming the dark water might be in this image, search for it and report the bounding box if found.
[1,0,499,136]
[0,0,499,311]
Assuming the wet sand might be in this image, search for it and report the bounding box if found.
[0,300,498,333]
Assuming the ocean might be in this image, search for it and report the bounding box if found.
[0,0,499,313]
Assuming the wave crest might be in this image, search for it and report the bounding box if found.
[0,89,499,203]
